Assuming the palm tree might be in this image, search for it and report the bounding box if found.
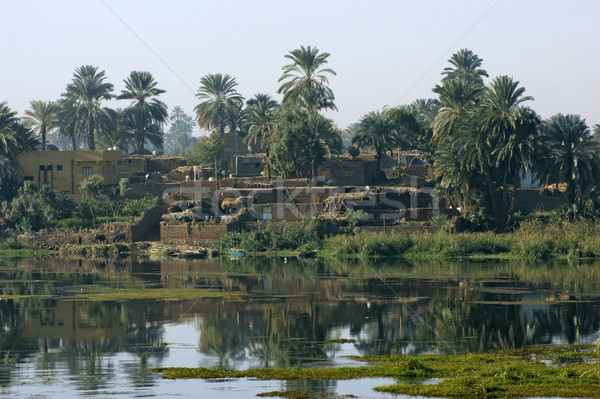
[538,114,600,205]
[56,98,81,150]
[117,71,168,153]
[351,110,399,175]
[431,79,482,145]
[480,75,535,222]
[0,102,39,198]
[442,49,489,85]
[64,65,114,150]
[245,94,279,179]
[492,107,541,223]
[23,100,58,151]
[277,45,337,112]
[170,105,186,122]
[194,73,244,135]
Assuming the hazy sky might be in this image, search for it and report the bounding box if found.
[1,0,599,135]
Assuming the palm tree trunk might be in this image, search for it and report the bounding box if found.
[508,163,520,225]
[88,120,96,150]
[265,146,271,180]
[71,136,77,150]
[41,125,46,151]
[501,164,510,226]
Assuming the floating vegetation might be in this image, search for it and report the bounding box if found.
[326,338,357,344]
[154,345,600,397]
[67,288,244,301]
[257,390,311,399]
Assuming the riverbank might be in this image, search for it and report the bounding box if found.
[3,218,600,261]
[215,219,600,261]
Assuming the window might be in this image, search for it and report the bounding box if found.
[46,165,52,171]
[83,167,92,176]
[39,165,45,171]
[344,170,353,177]
[23,176,33,181]
[57,165,63,171]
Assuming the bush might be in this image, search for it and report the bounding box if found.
[122,194,158,217]
[0,239,23,250]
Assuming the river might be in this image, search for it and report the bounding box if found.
[0,255,599,398]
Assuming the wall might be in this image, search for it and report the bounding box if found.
[515,189,567,213]
[160,224,228,243]
[18,150,123,198]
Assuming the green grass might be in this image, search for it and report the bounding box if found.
[318,219,600,260]
[153,345,600,397]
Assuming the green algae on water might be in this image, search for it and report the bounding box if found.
[153,345,600,398]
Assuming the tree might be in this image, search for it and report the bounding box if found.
[23,100,58,151]
[351,110,400,175]
[277,45,337,112]
[1,181,73,231]
[164,107,197,156]
[480,75,536,223]
[537,114,600,206]
[431,78,482,145]
[55,98,81,150]
[182,131,226,167]
[244,94,279,180]
[117,71,167,153]
[0,102,39,200]
[270,106,340,179]
[194,73,244,135]
[64,65,115,150]
[442,48,489,85]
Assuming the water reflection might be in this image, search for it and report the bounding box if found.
[0,256,599,397]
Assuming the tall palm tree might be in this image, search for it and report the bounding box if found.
[170,105,186,122]
[64,65,114,150]
[442,49,489,85]
[244,94,279,180]
[277,45,337,112]
[431,78,482,145]
[194,73,244,135]
[23,100,58,151]
[492,107,541,223]
[538,114,600,205]
[117,71,168,153]
[480,75,535,222]
[351,110,399,174]
[56,97,81,150]
[0,102,39,198]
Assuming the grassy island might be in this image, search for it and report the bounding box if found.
[154,345,600,398]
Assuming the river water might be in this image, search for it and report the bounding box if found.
[0,255,599,398]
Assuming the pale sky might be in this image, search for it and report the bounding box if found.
[1,0,599,136]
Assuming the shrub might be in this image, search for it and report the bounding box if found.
[122,194,158,217]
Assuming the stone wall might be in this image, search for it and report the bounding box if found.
[160,224,228,243]
[130,202,168,242]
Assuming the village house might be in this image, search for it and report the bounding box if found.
[17,150,124,199]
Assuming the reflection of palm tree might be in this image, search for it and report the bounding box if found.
[198,315,246,368]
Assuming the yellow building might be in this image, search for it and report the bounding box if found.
[18,150,123,199]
